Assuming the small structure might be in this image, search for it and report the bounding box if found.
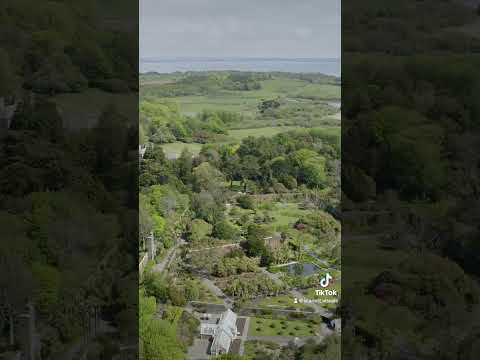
[139,144,147,159]
[199,309,238,356]
[146,232,156,261]
[263,232,283,250]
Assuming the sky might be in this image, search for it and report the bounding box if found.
[140,0,340,59]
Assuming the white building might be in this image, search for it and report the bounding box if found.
[199,309,238,356]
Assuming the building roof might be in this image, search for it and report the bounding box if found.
[212,327,233,353]
[200,324,217,336]
[203,309,238,354]
[218,309,237,335]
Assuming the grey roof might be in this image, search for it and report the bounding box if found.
[200,324,217,336]
[208,309,238,355]
[211,328,233,354]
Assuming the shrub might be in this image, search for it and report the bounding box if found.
[237,195,255,210]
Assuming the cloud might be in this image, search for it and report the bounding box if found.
[140,0,340,58]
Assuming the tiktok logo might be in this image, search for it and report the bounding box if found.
[320,273,333,288]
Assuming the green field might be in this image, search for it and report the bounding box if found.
[263,202,313,229]
[253,295,312,311]
[148,72,341,165]
[249,317,318,337]
[161,142,204,158]
[147,77,341,116]
[294,83,341,100]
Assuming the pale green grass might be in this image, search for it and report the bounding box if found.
[161,142,204,158]
[157,78,341,116]
[228,126,301,140]
[265,203,313,229]
[294,83,341,100]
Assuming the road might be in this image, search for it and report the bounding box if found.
[237,316,250,356]
[153,238,185,274]
[189,243,240,253]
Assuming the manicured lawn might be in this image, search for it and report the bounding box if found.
[294,83,341,100]
[255,202,313,230]
[248,317,318,337]
[255,295,312,311]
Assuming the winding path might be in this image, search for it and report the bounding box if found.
[260,268,333,318]
[153,238,186,274]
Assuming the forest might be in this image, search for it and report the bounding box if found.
[342,0,480,359]
[0,0,138,358]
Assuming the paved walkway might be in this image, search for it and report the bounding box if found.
[201,278,233,308]
[189,243,240,253]
[153,238,185,274]
[237,316,250,356]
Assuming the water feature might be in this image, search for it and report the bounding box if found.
[284,263,319,276]
[140,57,341,77]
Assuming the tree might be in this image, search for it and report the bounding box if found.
[0,49,17,97]
[239,155,260,191]
[139,194,153,244]
[177,148,193,184]
[192,191,224,224]
[189,219,213,243]
[292,149,327,187]
[236,195,255,210]
[213,220,238,241]
[184,280,200,301]
[31,262,61,313]
[258,98,281,113]
[139,292,185,360]
[193,162,226,194]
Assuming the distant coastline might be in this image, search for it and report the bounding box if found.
[140,57,341,77]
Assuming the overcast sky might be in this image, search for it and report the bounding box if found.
[140,0,340,59]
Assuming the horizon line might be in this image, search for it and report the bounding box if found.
[141,56,341,62]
